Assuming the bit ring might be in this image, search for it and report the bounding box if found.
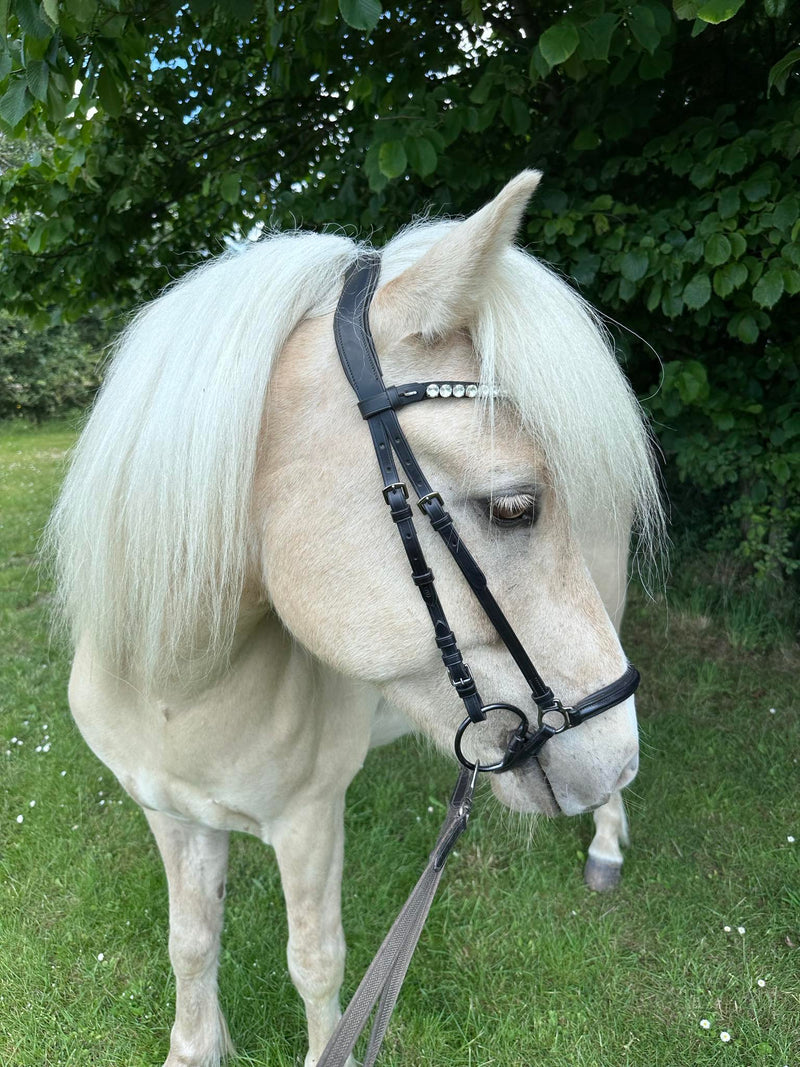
[454,703,529,773]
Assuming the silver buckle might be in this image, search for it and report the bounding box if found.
[418,490,444,513]
[382,482,408,505]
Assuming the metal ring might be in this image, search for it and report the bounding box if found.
[454,703,529,773]
[538,703,570,734]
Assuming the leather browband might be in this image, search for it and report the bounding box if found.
[333,251,640,772]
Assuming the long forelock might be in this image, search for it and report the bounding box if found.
[475,246,665,561]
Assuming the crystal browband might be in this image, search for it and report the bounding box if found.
[355,381,490,419]
[418,381,479,399]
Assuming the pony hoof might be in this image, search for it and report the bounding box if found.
[584,856,622,892]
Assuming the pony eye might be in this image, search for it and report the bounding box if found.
[489,492,537,528]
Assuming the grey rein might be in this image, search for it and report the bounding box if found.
[317,252,641,1066]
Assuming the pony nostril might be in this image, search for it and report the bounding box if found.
[614,754,639,791]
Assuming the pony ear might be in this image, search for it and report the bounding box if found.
[371,169,541,341]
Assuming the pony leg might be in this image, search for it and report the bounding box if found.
[271,795,352,1067]
[145,809,233,1067]
[584,790,629,892]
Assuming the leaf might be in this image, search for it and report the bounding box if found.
[363,143,388,192]
[538,22,579,68]
[736,314,758,343]
[773,196,799,233]
[752,269,784,309]
[646,280,662,310]
[572,251,601,285]
[675,360,709,404]
[27,222,46,253]
[16,0,52,37]
[0,79,33,127]
[378,140,406,179]
[316,0,338,25]
[768,48,800,96]
[338,0,381,32]
[683,272,712,309]
[713,261,747,297]
[26,59,49,102]
[220,172,240,204]
[619,277,637,301]
[689,160,715,188]
[639,49,672,80]
[529,45,550,81]
[0,52,11,82]
[673,0,700,18]
[501,95,530,135]
[742,176,770,202]
[441,110,462,145]
[717,187,740,219]
[461,0,483,23]
[728,232,747,258]
[580,14,618,61]
[629,6,661,53]
[405,136,437,177]
[573,126,600,150]
[66,0,97,20]
[783,268,800,296]
[97,66,123,117]
[696,0,745,22]
[42,0,58,24]
[349,73,373,101]
[718,144,747,175]
[224,0,254,21]
[704,233,731,266]
[469,75,492,105]
[621,250,649,281]
[712,267,734,298]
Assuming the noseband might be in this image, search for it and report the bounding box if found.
[333,252,640,773]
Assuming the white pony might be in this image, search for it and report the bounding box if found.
[48,172,662,1067]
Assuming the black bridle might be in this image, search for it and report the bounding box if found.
[318,251,644,1067]
[333,251,640,774]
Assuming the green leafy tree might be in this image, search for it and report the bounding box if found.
[1,0,798,577]
[0,309,108,419]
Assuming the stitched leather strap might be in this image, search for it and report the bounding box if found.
[334,253,561,717]
[316,765,476,1067]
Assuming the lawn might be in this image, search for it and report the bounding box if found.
[1,417,798,1067]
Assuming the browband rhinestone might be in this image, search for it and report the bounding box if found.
[420,382,481,400]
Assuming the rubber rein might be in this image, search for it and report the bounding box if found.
[317,253,640,1066]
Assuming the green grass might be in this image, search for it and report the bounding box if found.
[1,417,798,1067]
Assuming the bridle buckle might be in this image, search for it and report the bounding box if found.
[417,490,444,513]
[382,481,408,505]
[449,664,475,693]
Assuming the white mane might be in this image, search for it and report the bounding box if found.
[48,225,663,693]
